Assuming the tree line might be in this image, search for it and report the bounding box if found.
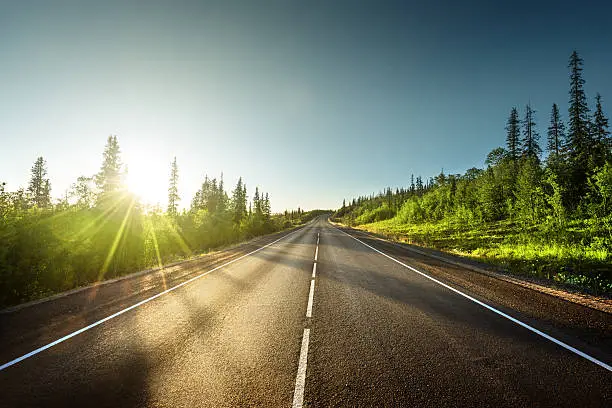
[335,51,611,291]
[0,136,310,306]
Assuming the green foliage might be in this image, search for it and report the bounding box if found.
[334,51,612,294]
[355,206,395,224]
[514,158,546,225]
[0,136,312,307]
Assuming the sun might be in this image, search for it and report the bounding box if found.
[124,157,168,206]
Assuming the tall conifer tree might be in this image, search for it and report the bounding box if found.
[95,135,124,203]
[28,156,51,208]
[231,177,247,224]
[167,157,179,216]
[521,103,541,160]
[506,107,521,161]
[592,93,610,163]
[566,51,591,203]
[547,103,565,157]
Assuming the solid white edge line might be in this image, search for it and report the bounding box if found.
[312,262,317,279]
[291,328,310,408]
[306,279,315,318]
[334,225,612,373]
[314,245,318,261]
[0,227,305,372]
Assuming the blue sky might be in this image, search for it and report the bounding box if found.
[1,0,611,211]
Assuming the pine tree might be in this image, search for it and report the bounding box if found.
[242,184,247,209]
[28,156,51,208]
[592,93,610,164]
[231,177,247,224]
[415,176,423,193]
[521,103,541,160]
[506,107,521,161]
[253,187,262,219]
[217,172,227,214]
[263,192,271,220]
[547,103,565,157]
[566,51,591,203]
[167,157,179,216]
[208,178,219,213]
[95,135,124,201]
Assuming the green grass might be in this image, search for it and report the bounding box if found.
[355,217,612,295]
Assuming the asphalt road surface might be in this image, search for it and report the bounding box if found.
[1,216,611,407]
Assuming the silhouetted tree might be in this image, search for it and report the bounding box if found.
[415,176,423,194]
[547,103,565,157]
[521,103,541,160]
[506,107,521,161]
[566,51,591,203]
[592,93,610,165]
[95,135,124,203]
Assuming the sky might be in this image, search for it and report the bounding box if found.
[1,0,612,211]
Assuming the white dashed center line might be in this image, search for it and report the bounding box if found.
[292,231,320,408]
[306,280,315,318]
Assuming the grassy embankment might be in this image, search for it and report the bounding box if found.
[349,217,612,296]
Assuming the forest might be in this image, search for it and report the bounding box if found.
[334,51,612,295]
[0,136,320,307]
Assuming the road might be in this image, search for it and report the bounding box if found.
[1,216,611,407]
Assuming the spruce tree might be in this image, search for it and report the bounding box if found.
[217,172,227,214]
[263,192,271,220]
[521,103,541,160]
[253,187,262,219]
[95,135,124,202]
[566,51,591,203]
[506,107,521,161]
[547,103,565,157]
[231,177,247,224]
[28,156,51,208]
[592,93,610,164]
[208,178,218,213]
[415,176,423,193]
[167,157,179,216]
